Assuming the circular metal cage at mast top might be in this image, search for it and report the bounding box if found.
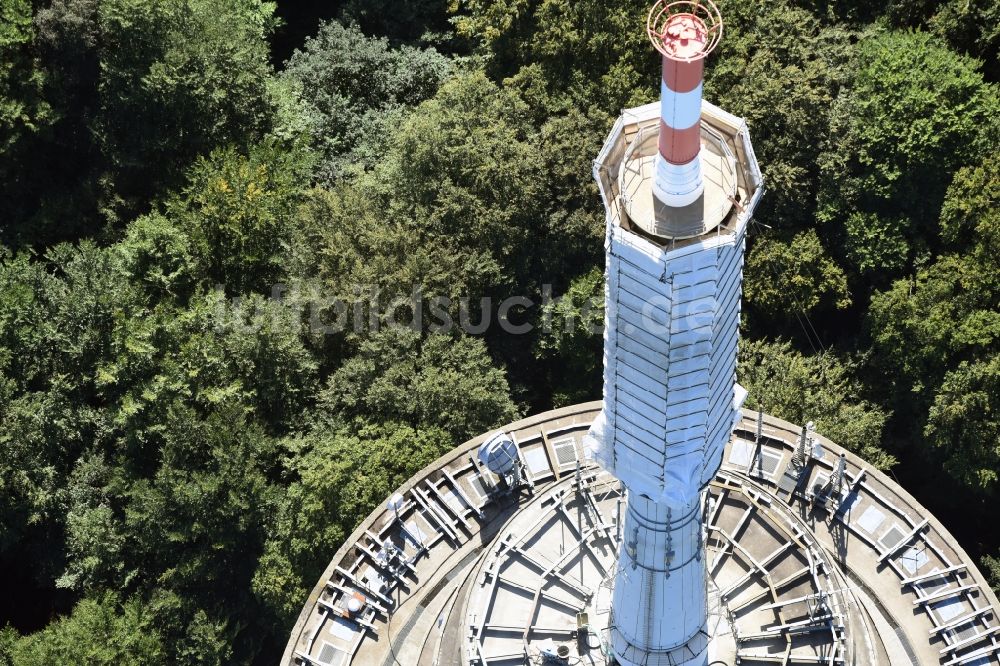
[647,0,724,62]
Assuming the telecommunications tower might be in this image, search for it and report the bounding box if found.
[585,1,761,664]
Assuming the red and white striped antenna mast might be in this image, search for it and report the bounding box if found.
[647,0,723,208]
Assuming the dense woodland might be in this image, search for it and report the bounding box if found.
[0,0,999,663]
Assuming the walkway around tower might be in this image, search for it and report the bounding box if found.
[282,403,1000,666]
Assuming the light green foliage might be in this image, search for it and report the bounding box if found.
[0,626,15,665]
[8,595,165,665]
[101,289,318,440]
[818,30,999,260]
[739,339,894,469]
[925,357,1000,491]
[744,229,851,318]
[118,213,199,300]
[282,20,452,181]
[928,0,1000,77]
[321,328,519,441]
[56,453,128,593]
[0,0,50,156]
[843,212,910,276]
[167,142,306,294]
[940,154,1000,258]
[982,554,1000,598]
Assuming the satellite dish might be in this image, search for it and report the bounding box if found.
[478,432,519,476]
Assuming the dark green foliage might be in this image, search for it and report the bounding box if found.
[867,154,1000,492]
[925,357,1000,490]
[744,229,851,320]
[818,30,999,277]
[253,425,453,625]
[534,267,604,406]
[738,339,894,469]
[93,0,280,218]
[455,0,654,110]
[2,0,282,247]
[320,328,520,441]
[0,0,51,169]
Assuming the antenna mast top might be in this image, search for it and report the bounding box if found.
[647,0,723,62]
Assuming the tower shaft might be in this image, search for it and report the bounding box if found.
[588,215,747,666]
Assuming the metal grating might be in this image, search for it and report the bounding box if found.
[552,437,578,467]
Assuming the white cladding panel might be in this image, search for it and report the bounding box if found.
[586,222,745,505]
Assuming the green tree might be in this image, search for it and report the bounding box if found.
[167,141,307,295]
[454,0,653,110]
[866,154,999,493]
[117,213,199,301]
[534,266,604,406]
[320,328,519,441]
[122,403,279,662]
[8,595,165,665]
[925,357,1000,491]
[0,0,51,174]
[707,0,846,230]
[939,154,1000,258]
[982,554,1000,598]
[738,339,894,469]
[929,0,1000,78]
[95,0,281,217]
[744,229,851,321]
[282,20,452,182]
[253,424,452,625]
[56,452,129,593]
[4,0,287,246]
[818,30,999,274]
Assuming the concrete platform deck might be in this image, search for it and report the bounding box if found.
[282,404,1000,666]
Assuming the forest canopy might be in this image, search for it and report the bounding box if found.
[1,0,999,663]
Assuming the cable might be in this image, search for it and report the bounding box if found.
[748,217,829,356]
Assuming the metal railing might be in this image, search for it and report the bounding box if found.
[617,120,738,239]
